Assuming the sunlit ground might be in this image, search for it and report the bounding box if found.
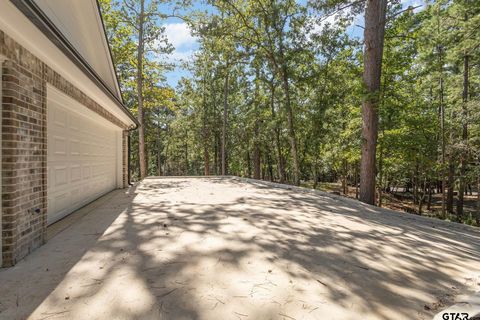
[0,177,479,320]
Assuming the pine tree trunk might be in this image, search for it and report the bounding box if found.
[253,67,261,180]
[156,121,162,176]
[202,71,210,176]
[136,0,147,179]
[457,49,469,218]
[276,130,285,183]
[477,175,480,225]
[246,147,251,177]
[204,143,210,176]
[359,0,387,205]
[355,165,359,199]
[253,144,261,179]
[378,142,384,206]
[436,11,447,218]
[157,148,161,176]
[270,81,285,183]
[184,129,189,175]
[164,140,169,175]
[418,178,426,214]
[281,66,299,185]
[267,151,274,182]
[221,71,229,175]
[212,84,219,176]
[447,160,454,213]
[440,76,446,218]
[278,36,300,186]
[214,136,218,175]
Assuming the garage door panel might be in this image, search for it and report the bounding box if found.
[53,107,67,127]
[70,139,81,155]
[53,137,67,156]
[47,89,119,225]
[52,192,69,213]
[71,165,82,182]
[53,166,68,187]
[69,113,81,131]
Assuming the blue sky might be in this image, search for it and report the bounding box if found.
[162,20,198,86]
[162,0,424,88]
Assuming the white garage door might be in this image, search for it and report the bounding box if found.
[47,87,122,225]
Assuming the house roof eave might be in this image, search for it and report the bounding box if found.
[10,0,139,129]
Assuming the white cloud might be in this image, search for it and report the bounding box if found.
[304,13,344,40]
[164,22,197,49]
[401,0,425,12]
[159,22,199,67]
[162,49,197,65]
[316,14,339,31]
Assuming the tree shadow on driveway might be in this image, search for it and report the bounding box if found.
[0,177,479,320]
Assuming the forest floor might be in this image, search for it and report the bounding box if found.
[0,177,479,320]
[308,182,480,226]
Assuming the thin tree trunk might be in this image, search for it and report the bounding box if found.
[164,142,169,175]
[246,146,251,177]
[359,0,387,205]
[270,81,285,183]
[202,70,210,176]
[447,160,454,213]
[457,48,469,218]
[253,143,261,179]
[378,141,384,206]
[412,171,417,207]
[277,35,300,186]
[212,84,219,176]
[221,70,229,175]
[436,7,447,218]
[136,0,147,179]
[253,67,261,180]
[157,148,161,176]
[156,111,162,176]
[267,151,274,182]
[427,183,433,211]
[418,177,427,214]
[477,174,480,225]
[281,66,299,185]
[184,128,189,175]
[355,163,359,199]
[440,76,446,217]
[342,159,348,195]
[214,135,218,175]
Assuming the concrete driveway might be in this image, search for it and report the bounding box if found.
[0,177,479,320]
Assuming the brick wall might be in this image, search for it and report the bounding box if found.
[1,60,47,266]
[1,30,129,267]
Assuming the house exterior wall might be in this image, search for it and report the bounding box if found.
[1,30,129,267]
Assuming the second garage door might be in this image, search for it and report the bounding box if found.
[47,87,122,225]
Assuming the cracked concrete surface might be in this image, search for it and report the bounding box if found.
[0,177,479,320]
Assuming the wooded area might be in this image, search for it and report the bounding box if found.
[99,0,480,225]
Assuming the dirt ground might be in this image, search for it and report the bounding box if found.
[0,177,479,320]
[311,182,479,223]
